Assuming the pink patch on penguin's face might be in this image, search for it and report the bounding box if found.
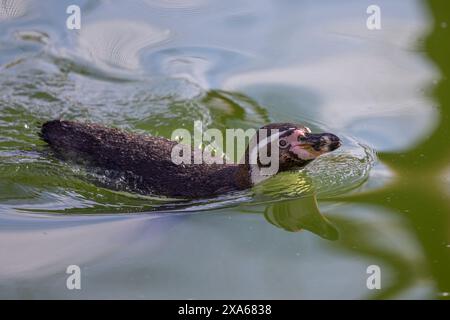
[281,128,324,160]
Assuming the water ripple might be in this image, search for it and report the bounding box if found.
[0,0,27,20]
[75,20,171,71]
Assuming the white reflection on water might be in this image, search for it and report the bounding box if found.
[0,214,175,279]
[76,20,171,71]
[0,0,28,20]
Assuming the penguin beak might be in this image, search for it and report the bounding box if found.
[304,133,341,152]
[284,130,341,160]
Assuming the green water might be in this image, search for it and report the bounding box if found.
[0,0,449,299]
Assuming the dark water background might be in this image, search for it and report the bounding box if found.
[0,0,449,299]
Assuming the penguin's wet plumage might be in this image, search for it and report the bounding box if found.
[40,120,340,198]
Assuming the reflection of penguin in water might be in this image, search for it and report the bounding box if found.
[40,120,340,198]
[264,196,339,240]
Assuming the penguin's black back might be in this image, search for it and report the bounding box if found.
[41,120,246,198]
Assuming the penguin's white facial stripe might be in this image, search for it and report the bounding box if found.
[248,126,322,169]
[248,130,282,160]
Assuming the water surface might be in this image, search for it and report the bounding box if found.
[0,0,449,299]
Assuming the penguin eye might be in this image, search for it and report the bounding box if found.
[278,139,288,148]
[298,135,307,142]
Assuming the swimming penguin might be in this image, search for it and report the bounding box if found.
[40,120,341,198]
